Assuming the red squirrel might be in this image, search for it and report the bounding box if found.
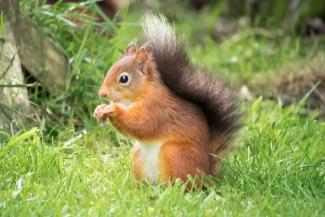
[93,14,240,186]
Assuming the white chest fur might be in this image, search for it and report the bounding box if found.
[116,102,134,110]
[134,140,163,183]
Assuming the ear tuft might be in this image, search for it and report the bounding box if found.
[135,47,149,65]
[125,43,137,56]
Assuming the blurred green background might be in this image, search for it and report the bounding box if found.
[13,0,324,134]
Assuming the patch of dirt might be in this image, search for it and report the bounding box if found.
[250,54,325,118]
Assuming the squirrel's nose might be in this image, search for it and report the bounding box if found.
[99,87,108,97]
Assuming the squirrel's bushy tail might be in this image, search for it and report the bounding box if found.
[143,14,188,79]
[143,14,241,172]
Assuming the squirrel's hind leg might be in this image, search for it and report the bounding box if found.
[158,142,210,188]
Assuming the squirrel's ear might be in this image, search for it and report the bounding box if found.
[135,47,149,66]
[125,43,137,56]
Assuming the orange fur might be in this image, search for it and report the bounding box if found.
[159,142,209,182]
[130,146,146,181]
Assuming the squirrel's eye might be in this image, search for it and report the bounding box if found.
[118,72,130,86]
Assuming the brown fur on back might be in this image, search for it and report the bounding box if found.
[143,14,241,160]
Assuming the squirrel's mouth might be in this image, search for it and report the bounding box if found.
[103,95,134,110]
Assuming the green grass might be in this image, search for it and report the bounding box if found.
[1,101,324,216]
[1,1,324,216]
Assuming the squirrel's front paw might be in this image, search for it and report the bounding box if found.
[93,104,117,123]
[93,104,110,123]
